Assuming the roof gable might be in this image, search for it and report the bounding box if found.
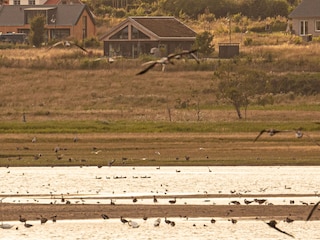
[289,0,320,18]
[100,16,196,41]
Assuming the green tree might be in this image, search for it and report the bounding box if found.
[193,31,215,57]
[29,15,45,47]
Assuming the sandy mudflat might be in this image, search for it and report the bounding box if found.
[1,203,319,222]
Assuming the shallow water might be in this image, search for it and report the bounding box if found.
[1,166,320,239]
[1,218,319,240]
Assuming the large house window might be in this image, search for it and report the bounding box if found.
[82,16,87,39]
[131,26,149,39]
[315,20,320,32]
[28,0,35,4]
[110,26,128,39]
[13,0,20,4]
[300,20,308,35]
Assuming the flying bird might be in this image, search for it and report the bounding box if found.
[93,56,115,63]
[47,41,88,53]
[136,49,199,75]
[294,128,320,146]
[266,220,294,238]
[253,129,291,142]
[306,200,320,221]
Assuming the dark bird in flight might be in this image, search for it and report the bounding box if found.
[266,220,294,238]
[136,49,199,75]
[253,129,291,142]
[306,200,320,221]
[47,40,88,53]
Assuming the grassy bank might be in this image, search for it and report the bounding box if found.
[0,39,320,167]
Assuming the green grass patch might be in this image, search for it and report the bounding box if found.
[0,120,318,134]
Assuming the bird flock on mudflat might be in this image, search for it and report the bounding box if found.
[2,201,319,239]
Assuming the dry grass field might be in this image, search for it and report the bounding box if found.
[0,36,320,167]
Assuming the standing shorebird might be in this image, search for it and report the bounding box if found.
[136,49,199,75]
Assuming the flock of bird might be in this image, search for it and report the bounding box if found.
[46,40,200,75]
[253,127,320,146]
[1,201,319,239]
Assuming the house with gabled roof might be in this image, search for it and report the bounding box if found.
[99,16,197,58]
[289,0,320,37]
[0,4,95,42]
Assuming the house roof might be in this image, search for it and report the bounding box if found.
[100,16,197,41]
[130,17,196,38]
[44,0,84,5]
[0,4,94,26]
[289,0,320,18]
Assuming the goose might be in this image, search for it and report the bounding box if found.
[154,218,161,227]
[128,220,140,228]
[294,128,320,146]
[24,222,33,228]
[101,214,109,220]
[136,49,199,75]
[94,56,115,64]
[244,199,254,205]
[306,200,320,221]
[51,215,57,223]
[266,220,294,238]
[153,195,158,203]
[164,217,171,224]
[169,197,176,204]
[0,223,14,229]
[230,218,237,224]
[120,216,128,224]
[253,129,291,142]
[40,215,48,224]
[19,215,27,223]
[254,198,267,205]
[47,40,88,53]
[284,216,294,223]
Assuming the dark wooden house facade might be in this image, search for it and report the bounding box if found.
[99,16,197,58]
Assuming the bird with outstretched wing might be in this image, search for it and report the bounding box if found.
[294,128,320,146]
[306,200,320,221]
[253,129,292,142]
[136,49,199,75]
[47,41,88,53]
[266,220,295,238]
